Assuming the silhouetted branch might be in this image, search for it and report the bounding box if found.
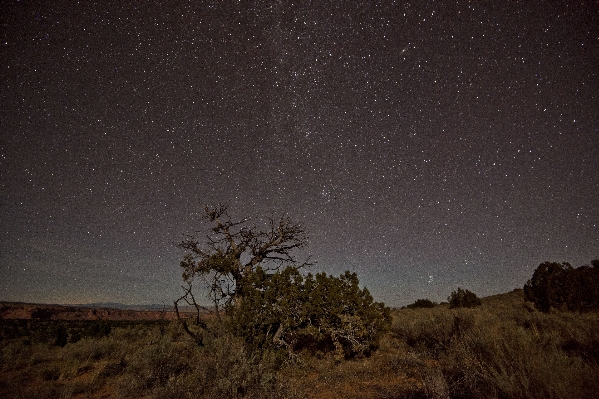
[178,204,311,307]
[174,282,208,346]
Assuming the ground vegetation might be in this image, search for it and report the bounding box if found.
[2,290,599,398]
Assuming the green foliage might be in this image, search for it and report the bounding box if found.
[228,267,391,359]
[406,299,437,309]
[448,287,481,309]
[524,260,599,312]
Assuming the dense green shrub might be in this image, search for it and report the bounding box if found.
[524,260,599,312]
[405,299,437,309]
[228,267,391,359]
[448,288,481,309]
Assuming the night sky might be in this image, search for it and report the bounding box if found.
[1,1,598,307]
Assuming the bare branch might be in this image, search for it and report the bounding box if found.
[177,204,310,307]
[174,282,207,346]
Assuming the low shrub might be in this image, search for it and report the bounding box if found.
[448,287,482,308]
[405,299,437,309]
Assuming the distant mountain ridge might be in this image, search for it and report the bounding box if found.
[0,301,202,321]
[74,302,173,312]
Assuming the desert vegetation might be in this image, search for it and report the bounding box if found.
[524,260,599,312]
[393,289,599,399]
[2,287,599,398]
[405,299,437,309]
[229,267,391,360]
[447,287,482,309]
[175,204,391,359]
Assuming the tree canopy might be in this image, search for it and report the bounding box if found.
[524,260,599,312]
[177,204,310,310]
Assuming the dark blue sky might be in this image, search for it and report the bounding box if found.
[1,1,598,307]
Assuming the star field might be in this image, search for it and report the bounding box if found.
[1,1,598,306]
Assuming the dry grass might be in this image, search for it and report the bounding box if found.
[1,290,598,398]
[279,336,427,399]
[391,290,599,399]
[0,319,286,399]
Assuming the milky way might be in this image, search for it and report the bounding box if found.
[1,1,598,306]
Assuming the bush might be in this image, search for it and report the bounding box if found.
[406,299,437,309]
[229,267,391,359]
[448,288,481,309]
[524,260,599,312]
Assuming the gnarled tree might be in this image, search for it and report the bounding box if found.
[177,204,310,315]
